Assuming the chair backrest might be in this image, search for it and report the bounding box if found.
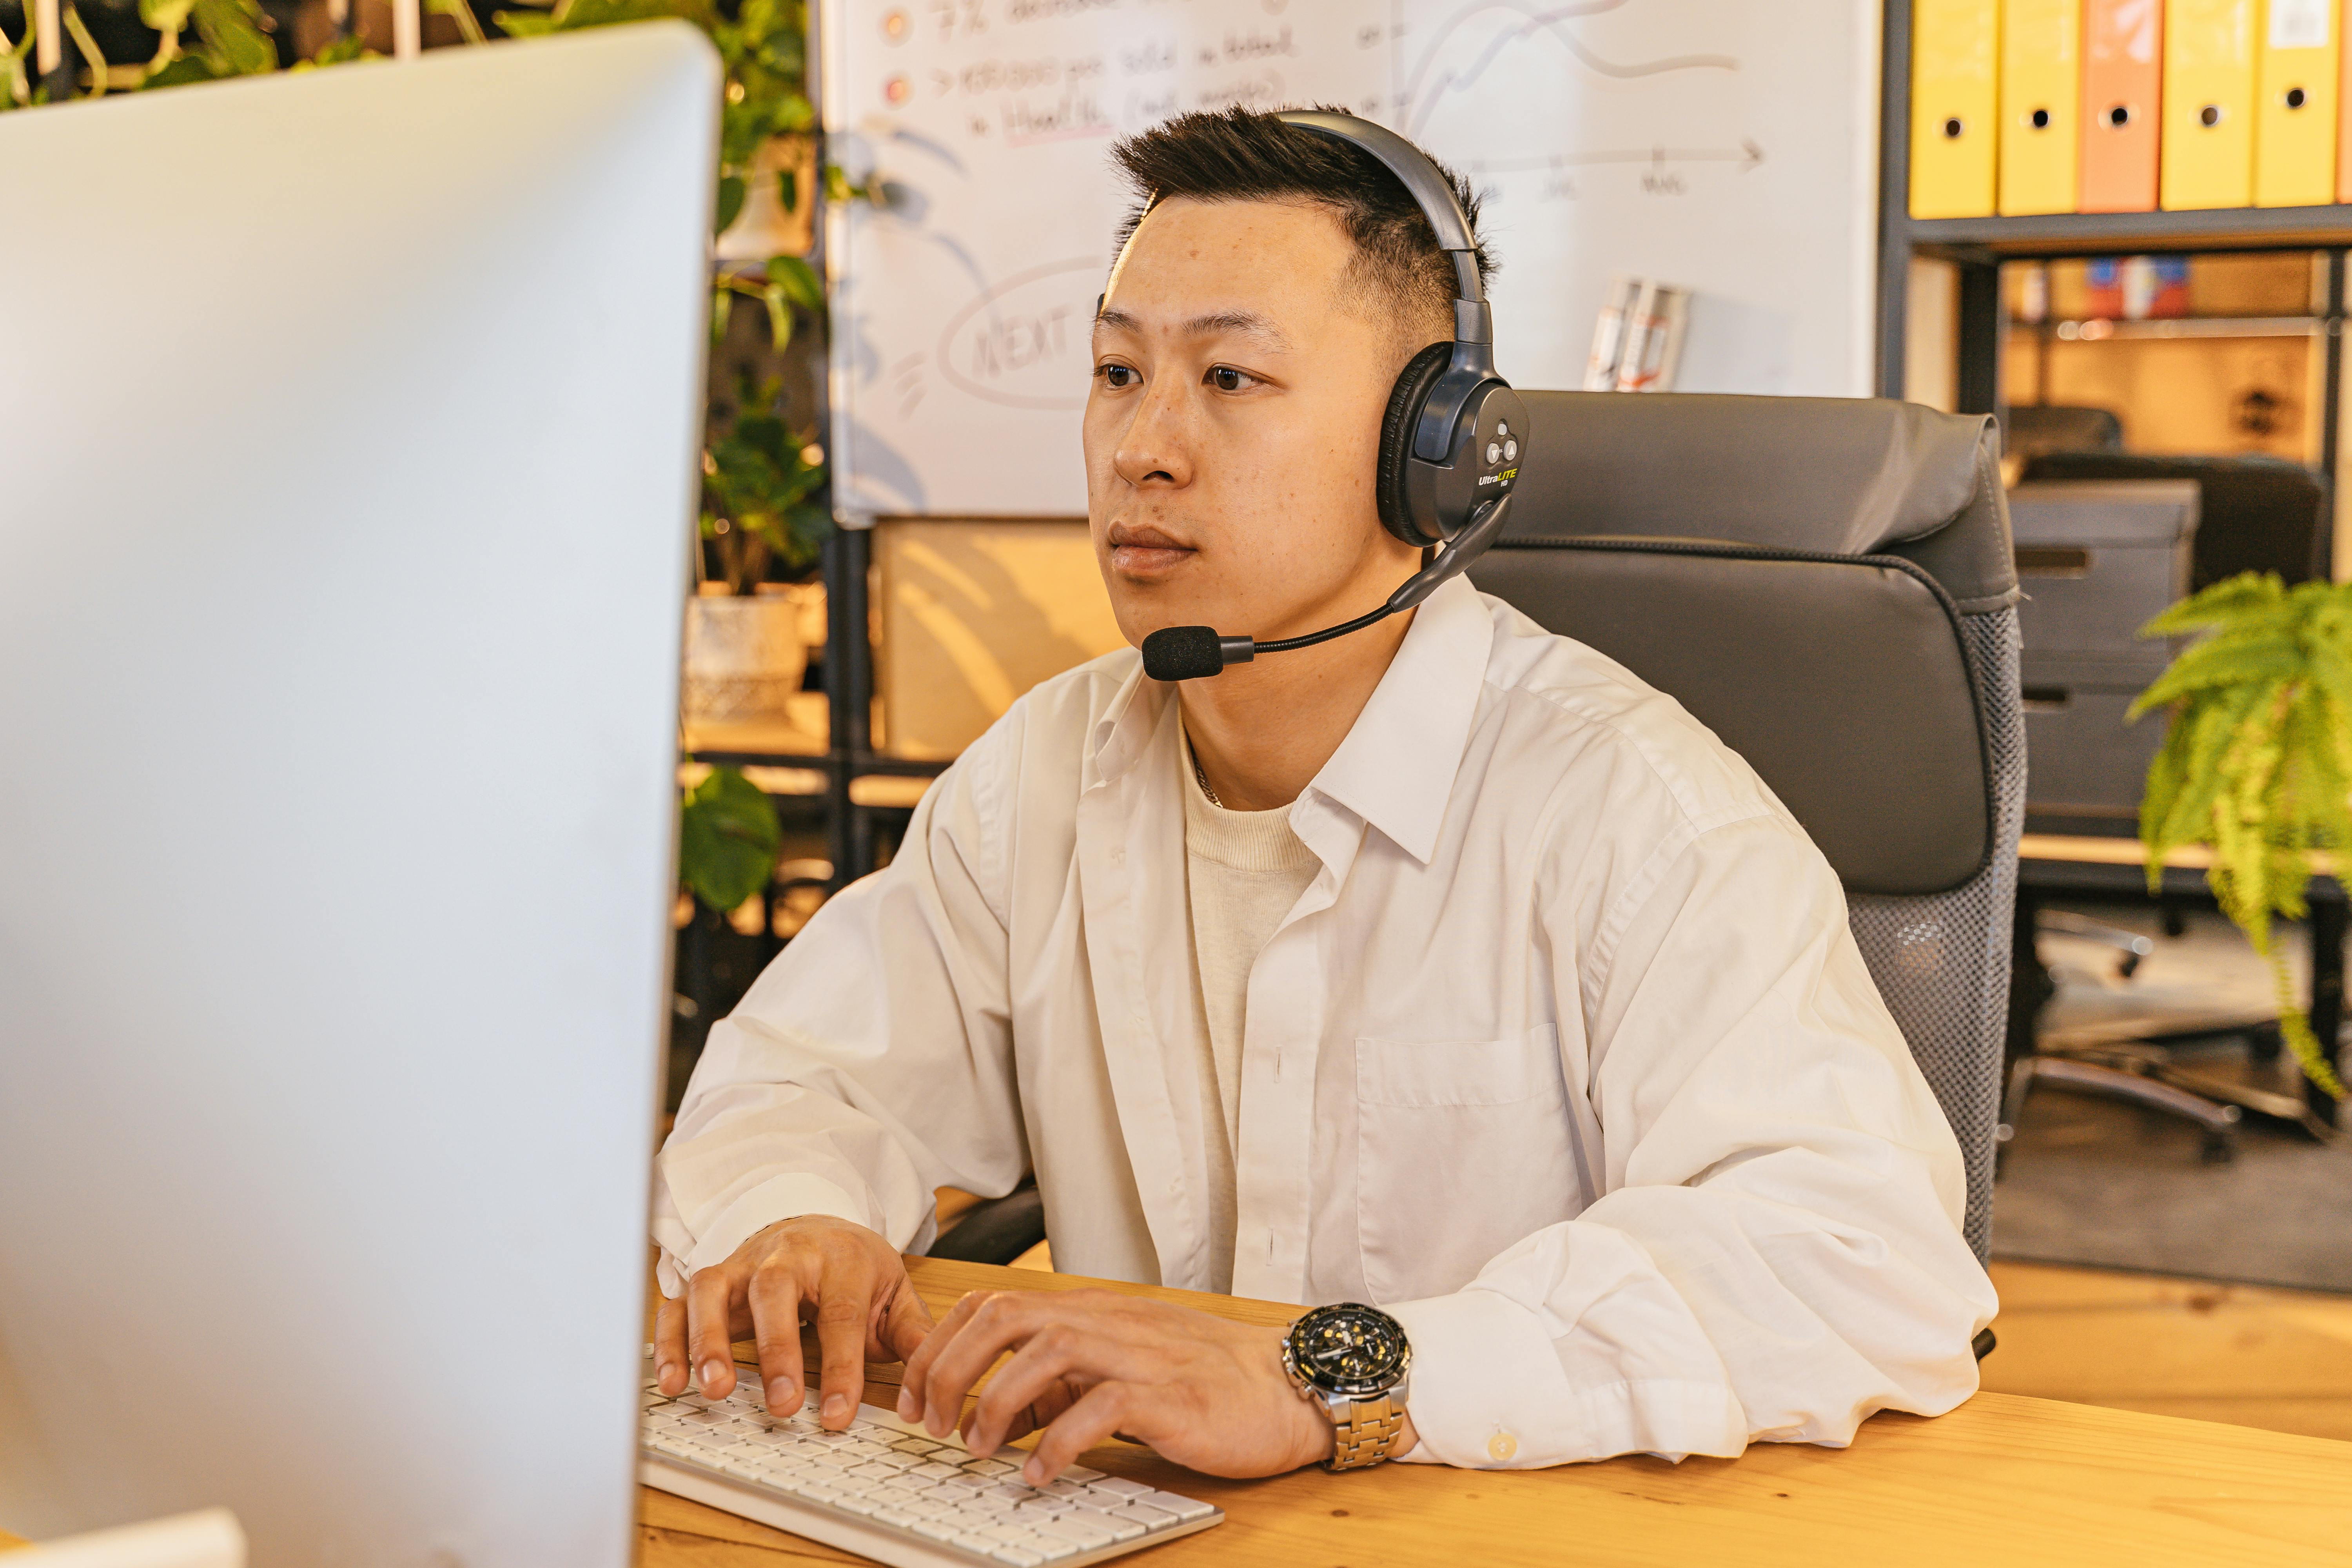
[2006,404,2125,458]
[2022,448,2330,589]
[1468,391,2021,1261]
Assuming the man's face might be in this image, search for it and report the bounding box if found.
[1084,198,1424,649]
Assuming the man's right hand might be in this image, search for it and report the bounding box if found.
[653,1214,935,1431]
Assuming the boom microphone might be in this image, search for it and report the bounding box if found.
[1139,492,1512,682]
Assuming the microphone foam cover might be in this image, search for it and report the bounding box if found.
[1141,625,1226,682]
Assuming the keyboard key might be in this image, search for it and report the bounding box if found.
[1061,1465,1104,1483]
[911,1518,961,1542]
[1040,1480,1091,1499]
[892,1437,946,1456]
[832,1494,882,1517]
[955,1533,1003,1553]
[978,1524,1042,1546]
[1069,1508,1144,1543]
[961,1457,1018,1477]
[987,1548,1047,1568]
[873,1508,923,1528]
[1038,1514,1116,1541]
[1087,1477,1150,1497]
[1134,1489,1215,1523]
[1109,1504,1175,1529]
[911,1460,963,1480]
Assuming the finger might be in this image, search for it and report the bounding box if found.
[747,1256,810,1416]
[993,1376,1080,1448]
[685,1263,742,1399]
[878,1273,936,1365]
[964,1321,1116,1458]
[653,1294,691,1396]
[811,1268,875,1431]
[1021,1380,1138,1486]
[897,1288,989,1425]
[916,1292,1055,1440]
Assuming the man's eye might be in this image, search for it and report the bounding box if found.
[1095,363,1139,389]
[1207,366,1255,392]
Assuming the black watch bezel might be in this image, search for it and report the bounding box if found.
[1281,1301,1410,1399]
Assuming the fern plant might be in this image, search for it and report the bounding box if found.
[2131,571,2352,1098]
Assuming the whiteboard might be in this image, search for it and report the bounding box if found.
[820,0,1880,520]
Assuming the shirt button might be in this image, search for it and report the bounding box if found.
[1487,1432,1518,1462]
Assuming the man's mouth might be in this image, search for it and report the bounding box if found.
[1106,523,1196,576]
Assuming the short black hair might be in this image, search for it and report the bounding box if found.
[1107,106,1493,350]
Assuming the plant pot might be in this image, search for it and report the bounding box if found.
[716,134,817,263]
[683,592,809,724]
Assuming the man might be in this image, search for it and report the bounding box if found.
[652,107,1996,1484]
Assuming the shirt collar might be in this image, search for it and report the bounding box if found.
[1087,573,1493,862]
[1302,573,1491,864]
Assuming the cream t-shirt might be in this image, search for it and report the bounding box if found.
[1178,727,1321,1293]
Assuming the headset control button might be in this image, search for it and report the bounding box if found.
[1504,440,1518,461]
[1496,421,1509,436]
[1486,442,1501,464]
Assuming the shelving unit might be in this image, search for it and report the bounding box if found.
[1875,0,2352,468]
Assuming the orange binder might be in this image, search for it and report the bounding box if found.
[2256,0,2341,205]
[2082,0,2164,210]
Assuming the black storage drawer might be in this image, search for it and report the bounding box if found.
[2020,655,2166,820]
[2008,480,2198,669]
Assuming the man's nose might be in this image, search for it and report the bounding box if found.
[1111,378,1194,488]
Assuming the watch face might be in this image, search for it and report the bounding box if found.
[1286,1303,1409,1398]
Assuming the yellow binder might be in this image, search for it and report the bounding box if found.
[1913,0,2001,218]
[2164,0,2260,208]
[2255,0,2340,205]
[2000,0,2083,213]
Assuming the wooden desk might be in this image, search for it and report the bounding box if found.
[638,1257,2352,1567]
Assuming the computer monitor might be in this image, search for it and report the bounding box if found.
[0,26,717,1565]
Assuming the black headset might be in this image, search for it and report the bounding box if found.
[1135,111,1527,682]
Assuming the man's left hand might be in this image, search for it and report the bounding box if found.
[895,1288,1414,1483]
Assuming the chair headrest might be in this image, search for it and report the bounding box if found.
[1504,392,2019,613]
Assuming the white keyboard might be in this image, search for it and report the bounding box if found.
[636,1359,1223,1568]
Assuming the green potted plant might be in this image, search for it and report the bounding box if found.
[2133,570,2352,1100]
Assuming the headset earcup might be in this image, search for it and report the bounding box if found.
[1377,342,1455,547]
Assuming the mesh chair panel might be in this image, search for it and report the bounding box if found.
[1845,606,2023,1262]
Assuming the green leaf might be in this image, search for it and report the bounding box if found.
[142,50,220,85]
[713,174,746,237]
[140,0,196,33]
[679,766,782,912]
[554,0,715,29]
[776,166,799,217]
[761,283,795,352]
[303,32,367,64]
[492,8,560,32]
[191,0,276,75]
[767,254,823,311]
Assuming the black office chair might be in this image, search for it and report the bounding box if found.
[2006,404,2124,459]
[1468,392,2020,1267]
[2022,450,2330,589]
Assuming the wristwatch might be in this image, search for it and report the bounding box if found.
[1279,1302,1412,1471]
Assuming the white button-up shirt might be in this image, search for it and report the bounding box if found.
[653,575,1999,1470]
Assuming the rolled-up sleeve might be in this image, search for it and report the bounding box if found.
[650,708,1032,1297]
[1390,812,1998,1468]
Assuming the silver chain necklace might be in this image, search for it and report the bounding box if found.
[1191,751,1223,808]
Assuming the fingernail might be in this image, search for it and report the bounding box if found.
[700,1359,727,1391]
[823,1393,849,1424]
[655,1362,678,1389]
[766,1379,795,1410]
[1022,1458,1043,1485]
[896,1388,920,1421]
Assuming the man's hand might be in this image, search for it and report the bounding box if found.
[895,1288,1414,1485]
[653,1214,935,1431]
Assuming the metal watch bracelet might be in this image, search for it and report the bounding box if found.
[1318,1385,1410,1471]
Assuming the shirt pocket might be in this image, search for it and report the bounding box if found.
[1353,1023,1581,1304]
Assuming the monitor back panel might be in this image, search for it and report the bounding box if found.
[0,26,717,1565]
